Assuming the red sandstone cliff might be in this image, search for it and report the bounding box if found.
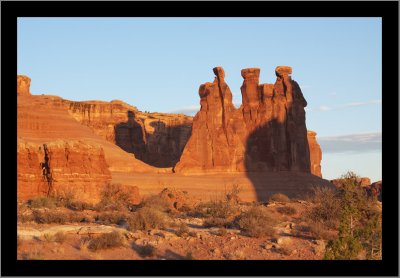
[66,100,192,168]
[174,66,312,174]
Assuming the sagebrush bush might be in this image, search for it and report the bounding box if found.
[29,196,56,209]
[127,207,168,231]
[135,244,156,258]
[269,193,290,203]
[95,211,129,225]
[96,183,131,211]
[276,206,297,216]
[54,231,67,243]
[139,195,171,213]
[308,186,341,228]
[175,222,189,237]
[88,231,125,251]
[236,205,277,238]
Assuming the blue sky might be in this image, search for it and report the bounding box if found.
[17,18,382,181]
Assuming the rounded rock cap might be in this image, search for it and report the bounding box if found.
[307,130,317,136]
[275,66,292,77]
[213,67,225,80]
[241,68,260,79]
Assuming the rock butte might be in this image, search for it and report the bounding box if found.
[175,66,321,175]
[17,67,324,202]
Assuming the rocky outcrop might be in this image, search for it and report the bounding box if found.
[17,140,111,202]
[66,100,192,168]
[17,75,31,96]
[175,66,311,174]
[307,131,322,177]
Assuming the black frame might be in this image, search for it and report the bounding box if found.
[2,1,398,276]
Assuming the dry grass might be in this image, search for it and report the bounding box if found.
[269,193,291,203]
[88,231,125,251]
[236,205,277,238]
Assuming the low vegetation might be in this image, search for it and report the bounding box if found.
[236,205,277,238]
[276,206,297,216]
[269,193,291,203]
[88,231,125,251]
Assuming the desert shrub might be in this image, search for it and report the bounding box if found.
[54,232,67,243]
[308,221,334,240]
[269,193,290,203]
[32,210,89,224]
[135,244,156,258]
[139,195,171,213]
[67,201,94,211]
[127,207,168,231]
[188,231,197,237]
[33,210,69,224]
[88,231,125,251]
[175,222,190,237]
[215,228,228,236]
[307,186,341,229]
[96,183,131,211]
[196,199,238,219]
[53,188,76,208]
[236,205,277,238]
[95,211,129,225]
[29,196,56,209]
[43,233,54,242]
[203,217,232,228]
[276,206,297,216]
[225,183,242,204]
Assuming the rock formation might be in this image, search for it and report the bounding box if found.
[17,75,31,96]
[17,140,111,202]
[307,131,322,177]
[66,100,192,168]
[175,66,311,174]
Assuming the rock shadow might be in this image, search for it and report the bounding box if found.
[114,111,191,168]
[244,119,333,202]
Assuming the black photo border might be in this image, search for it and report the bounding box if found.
[1,1,398,276]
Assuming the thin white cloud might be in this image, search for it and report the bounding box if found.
[341,99,382,108]
[309,99,381,113]
[318,132,382,153]
[170,105,199,115]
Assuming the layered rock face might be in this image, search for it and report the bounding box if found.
[17,140,111,202]
[307,131,322,177]
[17,75,31,96]
[175,66,311,174]
[66,100,192,168]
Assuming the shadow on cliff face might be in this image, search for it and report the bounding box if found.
[114,111,191,168]
[243,118,332,202]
